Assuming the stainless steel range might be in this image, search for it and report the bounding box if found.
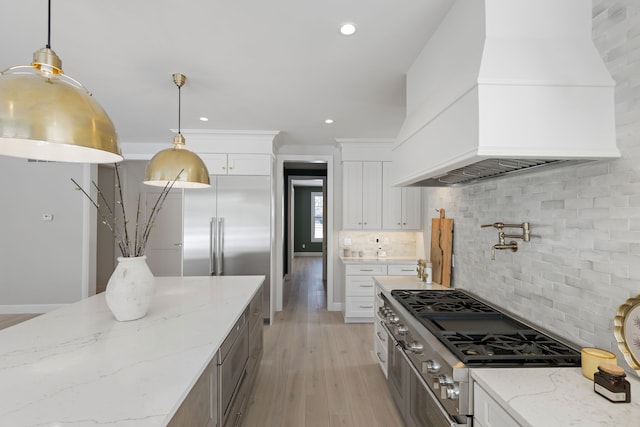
[379,289,581,427]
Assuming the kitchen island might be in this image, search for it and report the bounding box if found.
[0,275,264,426]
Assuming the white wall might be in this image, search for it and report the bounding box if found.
[0,157,95,312]
[423,0,640,367]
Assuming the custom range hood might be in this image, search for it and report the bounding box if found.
[392,0,619,187]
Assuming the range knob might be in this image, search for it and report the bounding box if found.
[396,325,408,335]
[446,383,460,400]
[407,341,424,354]
[388,315,400,325]
[423,360,441,374]
[437,375,451,387]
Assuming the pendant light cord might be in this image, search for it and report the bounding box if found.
[177,84,182,134]
[46,0,52,48]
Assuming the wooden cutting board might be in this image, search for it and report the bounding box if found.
[430,209,453,287]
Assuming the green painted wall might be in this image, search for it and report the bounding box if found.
[294,186,323,252]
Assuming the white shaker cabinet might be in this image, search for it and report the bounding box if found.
[473,382,521,427]
[201,153,271,176]
[382,162,421,230]
[343,262,417,324]
[342,161,383,230]
[344,264,386,322]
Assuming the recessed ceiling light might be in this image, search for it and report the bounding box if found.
[339,23,357,36]
[325,119,334,124]
[199,117,209,122]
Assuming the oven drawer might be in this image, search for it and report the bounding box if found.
[345,276,376,296]
[345,264,387,275]
[387,264,417,276]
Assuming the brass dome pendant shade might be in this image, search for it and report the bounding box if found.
[144,73,210,188]
[0,0,122,163]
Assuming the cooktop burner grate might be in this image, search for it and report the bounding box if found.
[444,331,582,366]
[390,289,582,367]
[391,289,497,315]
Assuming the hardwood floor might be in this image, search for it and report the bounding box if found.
[0,313,39,331]
[243,256,403,427]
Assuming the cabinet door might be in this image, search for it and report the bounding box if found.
[201,153,229,175]
[382,162,402,230]
[401,187,422,230]
[345,276,376,296]
[227,154,271,175]
[342,162,364,229]
[362,162,382,229]
[474,383,522,427]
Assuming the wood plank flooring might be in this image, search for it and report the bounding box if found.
[243,257,403,427]
[0,313,39,331]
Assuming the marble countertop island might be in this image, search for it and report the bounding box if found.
[472,366,640,426]
[0,275,264,427]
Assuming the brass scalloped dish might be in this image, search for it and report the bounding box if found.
[614,295,640,375]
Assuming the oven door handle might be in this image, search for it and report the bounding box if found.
[398,348,469,427]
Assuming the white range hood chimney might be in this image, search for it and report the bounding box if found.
[392,0,619,187]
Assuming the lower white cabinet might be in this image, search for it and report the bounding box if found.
[343,264,386,323]
[374,282,389,377]
[473,382,521,427]
[344,263,417,323]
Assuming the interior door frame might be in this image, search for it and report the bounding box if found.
[275,155,335,311]
[288,176,327,279]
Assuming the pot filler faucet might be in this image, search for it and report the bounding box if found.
[481,222,530,260]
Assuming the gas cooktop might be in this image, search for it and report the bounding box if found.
[390,289,581,367]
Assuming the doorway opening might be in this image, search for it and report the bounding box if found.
[275,156,334,313]
[289,176,326,288]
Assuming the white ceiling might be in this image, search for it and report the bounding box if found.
[0,0,453,150]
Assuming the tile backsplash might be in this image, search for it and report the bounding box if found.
[422,0,640,366]
[339,231,424,259]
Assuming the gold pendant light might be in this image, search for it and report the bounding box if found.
[144,73,210,188]
[0,0,122,163]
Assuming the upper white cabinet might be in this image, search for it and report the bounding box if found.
[201,153,271,176]
[343,161,382,230]
[382,162,421,230]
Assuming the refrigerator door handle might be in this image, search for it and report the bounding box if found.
[219,217,225,275]
[210,217,217,276]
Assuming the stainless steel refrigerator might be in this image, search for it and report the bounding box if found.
[183,175,271,321]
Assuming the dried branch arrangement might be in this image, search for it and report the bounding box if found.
[71,163,180,257]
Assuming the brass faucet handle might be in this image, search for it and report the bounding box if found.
[481,222,505,229]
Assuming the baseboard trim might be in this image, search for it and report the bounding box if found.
[328,302,343,312]
[294,252,323,257]
[0,304,66,314]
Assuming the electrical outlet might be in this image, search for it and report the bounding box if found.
[302,244,306,248]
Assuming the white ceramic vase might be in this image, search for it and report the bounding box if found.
[105,256,155,321]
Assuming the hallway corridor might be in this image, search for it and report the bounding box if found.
[243,256,403,427]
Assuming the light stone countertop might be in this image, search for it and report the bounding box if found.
[472,367,640,426]
[340,256,417,265]
[373,275,450,292]
[0,275,264,427]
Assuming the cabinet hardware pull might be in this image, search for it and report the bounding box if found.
[376,331,386,341]
[360,269,374,272]
[401,269,413,271]
[359,284,373,288]
[376,352,386,364]
[359,305,374,308]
